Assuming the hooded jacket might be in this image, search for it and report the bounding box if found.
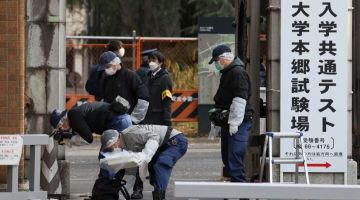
[213,57,252,112]
[118,125,181,163]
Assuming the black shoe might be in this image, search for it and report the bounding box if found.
[131,190,143,199]
[132,172,143,199]
[152,191,162,200]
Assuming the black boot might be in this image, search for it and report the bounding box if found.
[152,190,165,200]
[131,174,143,199]
[161,190,166,200]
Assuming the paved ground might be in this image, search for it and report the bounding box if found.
[66,137,226,200]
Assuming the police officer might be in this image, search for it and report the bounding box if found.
[143,50,173,126]
[49,96,132,145]
[208,45,253,183]
[85,41,126,101]
[131,50,173,199]
[98,125,188,200]
[98,51,150,124]
[91,130,131,200]
[136,48,157,84]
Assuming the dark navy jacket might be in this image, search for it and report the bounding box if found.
[142,68,173,126]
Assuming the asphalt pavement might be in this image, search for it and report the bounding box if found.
[66,137,225,200]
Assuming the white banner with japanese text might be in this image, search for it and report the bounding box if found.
[280,0,348,172]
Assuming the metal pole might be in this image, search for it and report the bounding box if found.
[235,0,247,61]
[267,0,281,144]
[132,30,137,71]
[249,0,260,136]
[295,138,299,183]
[66,35,197,41]
[267,0,281,183]
[352,0,360,176]
[269,136,273,183]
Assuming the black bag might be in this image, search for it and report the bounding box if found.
[208,108,229,127]
[91,169,130,200]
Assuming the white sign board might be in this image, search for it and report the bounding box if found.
[0,135,23,165]
[280,0,348,172]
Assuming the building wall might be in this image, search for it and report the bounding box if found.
[0,0,25,183]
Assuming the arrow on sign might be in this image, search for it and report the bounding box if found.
[298,162,331,168]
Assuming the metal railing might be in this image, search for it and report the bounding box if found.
[174,181,360,199]
[0,134,49,200]
[65,35,198,91]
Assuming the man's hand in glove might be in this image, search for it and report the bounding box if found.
[229,124,238,136]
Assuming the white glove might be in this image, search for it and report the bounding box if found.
[228,97,246,133]
[130,99,149,124]
[69,134,89,147]
[135,152,147,164]
[229,124,238,136]
[139,162,148,182]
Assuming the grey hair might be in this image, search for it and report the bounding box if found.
[219,52,234,61]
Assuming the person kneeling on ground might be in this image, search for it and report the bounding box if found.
[49,96,132,146]
[95,125,188,200]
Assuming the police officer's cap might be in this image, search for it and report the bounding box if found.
[50,109,67,128]
[149,51,165,63]
[141,48,157,56]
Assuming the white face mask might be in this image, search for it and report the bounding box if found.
[105,68,117,76]
[214,61,224,71]
[118,48,125,57]
[113,148,123,153]
[149,61,160,71]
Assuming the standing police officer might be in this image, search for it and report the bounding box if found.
[143,50,173,126]
[209,45,253,183]
[98,51,150,124]
[132,50,173,199]
[136,48,157,84]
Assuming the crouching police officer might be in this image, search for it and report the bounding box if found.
[91,130,131,200]
[98,125,188,200]
[49,96,132,145]
[209,45,253,183]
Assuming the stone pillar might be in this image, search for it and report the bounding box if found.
[0,0,25,186]
[25,0,68,195]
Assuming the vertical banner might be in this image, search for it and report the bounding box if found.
[281,0,348,172]
[198,17,235,105]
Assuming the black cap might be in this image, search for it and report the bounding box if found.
[208,45,232,64]
[96,51,118,71]
[149,51,165,63]
[50,109,67,128]
[141,48,158,56]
